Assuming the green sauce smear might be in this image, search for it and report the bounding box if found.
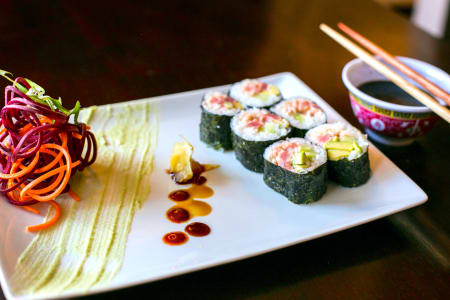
[11,101,160,296]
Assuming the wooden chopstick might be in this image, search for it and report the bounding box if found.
[319,23,450,123]
[337,22,450,106]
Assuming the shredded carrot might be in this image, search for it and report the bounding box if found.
[22,206,40,215]
[31,133,69,174]
[26,142,74,201]
[27,160,65,195]
[6,133,79,204]
[20,160,80,201]
[72,132,82,139]
[19,123,33,135]
[6,164,22,201]
[0,152,40,179]
[26,200,61,232]
[68,189,80,202]
[39,116,53,124]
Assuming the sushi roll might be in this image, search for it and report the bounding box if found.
[263,138,327,204]
[231,108,291,173]
[305,122,370,187]
[200,91,243,150]
[229,79,282,108]
[270,97,327,137]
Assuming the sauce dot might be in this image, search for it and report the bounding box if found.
[185,222,211,237]
[169,190,190,201]
[166,207,190,223]
[192,176,207,185]
[162,232,189,245]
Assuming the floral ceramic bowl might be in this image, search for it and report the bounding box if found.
[342,56,449,146]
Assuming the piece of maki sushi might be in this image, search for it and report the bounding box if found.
[263,138,327,204]
[305,122,370,187]
[231,108,291,173]
[270,97,327,137]
[229,79,282,109]
[200,91,243,150]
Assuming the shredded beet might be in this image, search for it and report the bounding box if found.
[0,72,97,210]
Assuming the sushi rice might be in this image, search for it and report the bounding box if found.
[231,108,290,141]
[230,79,282,108]
[271,97,326,136]
[201,91,242,116]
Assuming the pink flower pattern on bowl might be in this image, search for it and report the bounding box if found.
[350,94,439,138]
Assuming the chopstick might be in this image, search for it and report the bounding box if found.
[337,22,450,106]
[319,23,450,123]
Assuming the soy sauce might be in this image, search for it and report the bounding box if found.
[162,232,189,246]
[185,222,211,237]
[166,207,190,223]
[358,81,425,106]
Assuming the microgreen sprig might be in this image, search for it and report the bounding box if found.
[0,70,81,123]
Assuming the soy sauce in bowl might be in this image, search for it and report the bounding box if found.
[358,81,425,107]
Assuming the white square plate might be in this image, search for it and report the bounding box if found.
[0,72,427,299]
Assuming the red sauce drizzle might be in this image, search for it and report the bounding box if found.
[162,231,189,246]
[166,207,190,223]
[192,175,207,185]
[165,160,217,245]
[170,174,207,185]
[185,222,211,237]
[168,162,210,185]
[169,190,190,201]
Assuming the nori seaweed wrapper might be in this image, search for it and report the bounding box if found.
[328,151,370,187]
[232,130,292,173]
[199,106,234,150]
[291,127,308,138]
[263,161,327,204]
[243,100,282,110]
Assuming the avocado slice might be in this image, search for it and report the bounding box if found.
[268,85,280,95]
[324,141,354,151]
[254,91,270,101]
[339,135,354,143]
[293,113,304,123]
[353,140,362,153]
[262,122,277,133]
[300,146,316,160]
[327,149,350,161]
[292,150,313,169]
[305,151,316,160]
[224,102,233,110]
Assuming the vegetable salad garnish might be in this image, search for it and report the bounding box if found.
[0,70,97,231]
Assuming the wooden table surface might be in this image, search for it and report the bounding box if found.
[1,0,449,299]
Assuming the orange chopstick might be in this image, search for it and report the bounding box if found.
[337,22,450,106]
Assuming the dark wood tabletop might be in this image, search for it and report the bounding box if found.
[1,0,449,299]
